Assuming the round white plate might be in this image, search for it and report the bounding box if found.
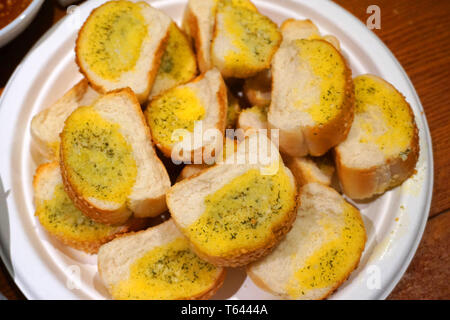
[0,0,433,300]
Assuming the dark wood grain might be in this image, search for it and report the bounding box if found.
[333,0,450,300]
[0,259,25,300]
[0,0,449,300]
[388,210,450,300]
[333,0,450,217]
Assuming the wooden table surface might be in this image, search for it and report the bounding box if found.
[0,0,449,300]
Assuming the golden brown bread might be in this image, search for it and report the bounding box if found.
[60,88,171,225]
[33,162,149,254]
[334,74,419,199]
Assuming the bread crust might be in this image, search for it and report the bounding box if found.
[75,2,170,103]
[211,3,281,79]
[270,40,355,157]
[167,165,299,268]
[44,217,149,255]
[31,79,91,160]
[183,2,213,73]
[142,31,170,103]
[246,186,367,300]
[60,154,132,225]
[60,88,169,225]
[97,219,226,300]
[280,18,318,34]
[188,268,227,300]
[149,22,199,100]
[33,162,150,254]
[334,76,420,199]
[148,70,228,164]
[302,198,366,300]
[246,228,365,300]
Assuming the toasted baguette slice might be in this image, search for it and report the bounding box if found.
[334,74,420,199]
[149,23,198,99]
[182,0,218,72]
[75,1,171,103]
[280,19,341,50]
[226,90,241,129]
[145,68,227,163]
[241,20,341,109]
[247,182,366,300]
[98,219,226,300]
[60,88,171,225]
[167,132,298,267]
[268,39,354,157]
[237,105,268,134]
[31,79,99,160]
[211,0,282,78]
[33,162,148,254]
[284,155,335,188]
[243,69,272,107]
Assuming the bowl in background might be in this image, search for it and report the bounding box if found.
[0,0,45,47]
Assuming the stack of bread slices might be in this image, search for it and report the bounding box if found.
[30,0,419,300]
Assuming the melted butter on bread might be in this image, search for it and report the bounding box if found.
[146,87,206,146]
[220,0,281,76]
[36,184,117,242]
[61,106,137,204]
[187,167,296,257]
[111,238,218,299]
[354,75,415,156]
[77,1,148,80]
[294,39,346,125]
[151,23,197,95]
[158,24,197,81]
[146,86,205,147]
[286,201,365,298]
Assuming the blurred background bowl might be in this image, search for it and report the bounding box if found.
[0,0,45,48]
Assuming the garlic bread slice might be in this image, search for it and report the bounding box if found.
[98,219,226,300]
[149,23,198,99]
[76,0,171,103]
[268,39,354,157]
[247,183,366,300]
[167,132,298,267]
[60,88,170,225]
[242,19,341,112]
[182,0,218,72]
[31,79,99,160]
[33,162,148,254]
[334,74,420,199]
[145,68,227,163]
[211,0,282,78]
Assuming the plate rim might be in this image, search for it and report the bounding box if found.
[0,0,434,300]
